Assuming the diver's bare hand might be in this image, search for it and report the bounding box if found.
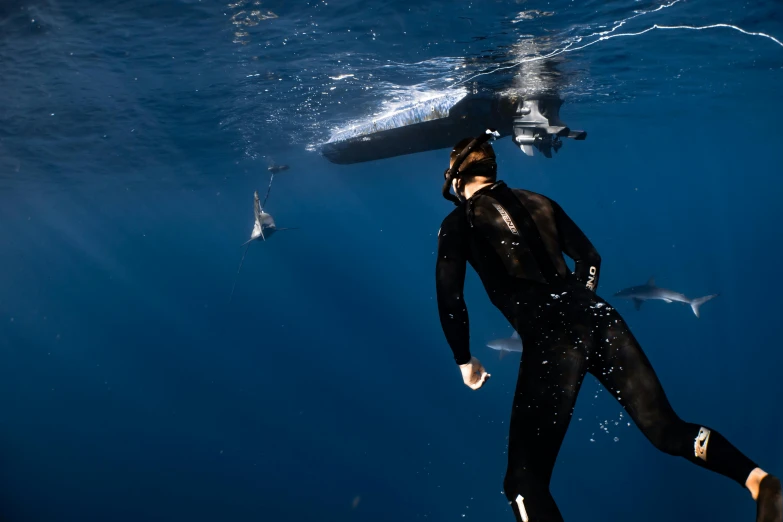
[459,356,490,390]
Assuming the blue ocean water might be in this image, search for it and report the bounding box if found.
[1,0,782,521]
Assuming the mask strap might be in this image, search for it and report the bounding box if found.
[442,129,499,205]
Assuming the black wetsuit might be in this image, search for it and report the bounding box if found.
[435,181,758,522]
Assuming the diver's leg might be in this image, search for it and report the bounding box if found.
[504,329,589,522]
[592,312,781,521]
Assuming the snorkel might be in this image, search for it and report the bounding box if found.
[442,128,500,206]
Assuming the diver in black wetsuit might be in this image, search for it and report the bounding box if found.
[435,131,783,522]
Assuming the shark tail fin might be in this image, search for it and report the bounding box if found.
[690,294,719,318]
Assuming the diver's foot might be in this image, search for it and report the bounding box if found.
[757,475,783,522]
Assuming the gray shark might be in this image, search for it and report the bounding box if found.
[241,190,296,245]
[613,277,718,318]
[229,174,297,303]
[487,331,524,360]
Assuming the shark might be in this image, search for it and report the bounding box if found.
[487,331,524,360]
[229,173,297,302]
[613,277,718,318]
[242,189,296,244]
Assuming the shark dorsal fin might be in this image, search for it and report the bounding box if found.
[511,331,520,340]
[647,277,656,287]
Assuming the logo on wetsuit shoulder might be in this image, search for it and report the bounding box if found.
[586,266,597,290]
[492,203,520,236]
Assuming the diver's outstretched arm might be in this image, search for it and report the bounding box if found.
[435,214,471,366]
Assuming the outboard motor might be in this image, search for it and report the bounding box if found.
[512,96,587,158]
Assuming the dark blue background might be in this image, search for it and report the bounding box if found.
[1,1,782,521]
